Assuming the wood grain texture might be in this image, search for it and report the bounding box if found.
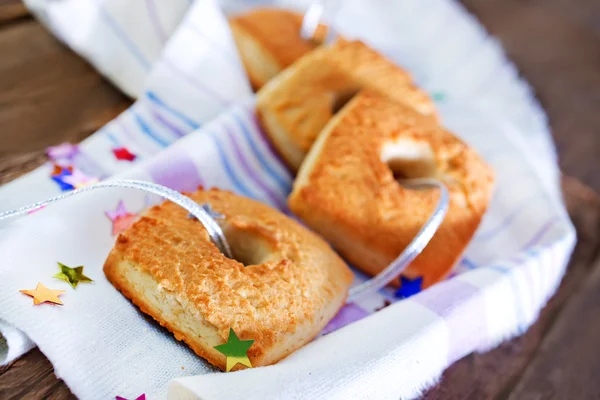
[460,0,600,193]
[423,176,600,399]
[0,0,28,25]
[509,258,600,399]
[0,18,130,184]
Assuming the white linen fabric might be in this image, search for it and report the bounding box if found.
[0,0,575,399]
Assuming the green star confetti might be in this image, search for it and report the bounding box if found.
[214,328,254,372]
[53,262,93,289]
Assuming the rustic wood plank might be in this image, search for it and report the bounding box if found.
[508,259,600,399]
[0,1,28,26]
[0,19,131,184]
[460,0,600,193]
[0,349,75,400]
[423,176,600,399]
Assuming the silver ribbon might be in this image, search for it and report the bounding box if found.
[346,179,449,302]
[0,179,233,259]
[1,6,450,301]
[299,6,451,300]
[0,177,448,301]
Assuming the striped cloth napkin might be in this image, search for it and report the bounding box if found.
[0,0,576,399]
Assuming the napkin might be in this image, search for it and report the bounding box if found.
[0,0,576,399]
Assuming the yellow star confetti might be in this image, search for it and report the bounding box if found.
[214,328,254,372]
[20,283,65,305]
[53,262,93,289]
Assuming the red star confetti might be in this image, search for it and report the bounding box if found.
[20,283,65,305]
[47,142,79,161]
[106,200,138,236]
[61,168,99,189]
[113,147,137,162]
[116,395,145,400]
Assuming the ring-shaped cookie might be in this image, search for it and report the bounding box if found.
[229,8,327,91]
[256,38,437,171]
[289,91,494,288]
[104,188,353,371]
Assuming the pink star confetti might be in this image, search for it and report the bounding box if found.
[61,168,99,189]
[112,147,137,162]
[106,200,138,236]
[47,143,79,161]
[116,395,145,400]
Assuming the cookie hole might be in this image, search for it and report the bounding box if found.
[381,139,439,181]
[222,225,279,267]
[331,88,360,114]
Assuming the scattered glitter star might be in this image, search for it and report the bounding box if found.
[214,328,254,372]
[116,395,145,400]
[106,200,138,236]
[20,283,65,305]
[61,168,99,189]
[112,147,137,162]
[51,167,75,192]
[51,163,72,175]
[53,262,93,289]
[47,143,79,161]
[394,276,423,299]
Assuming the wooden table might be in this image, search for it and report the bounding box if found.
[1,0,599,398]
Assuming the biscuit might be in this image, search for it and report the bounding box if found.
[256,38,437,171]
[104,188,353,371]
[288,92,494,288]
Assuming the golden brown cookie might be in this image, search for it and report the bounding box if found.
[288,92,494,288]
[104,188,353,371]
[229,8,327,91]
[256,38,437,171]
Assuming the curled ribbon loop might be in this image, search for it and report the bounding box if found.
[0,179,233,259]
[0,178,447,300]
[346,179,449,303]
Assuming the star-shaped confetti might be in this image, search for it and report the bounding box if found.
[112,147,137,162]
[47,142,79,161]
[214,328,254,372]
[20,283,65,305]
[50,165,75,192]
[53,262,93,289]
[51,163,73,175]
[106,200,138,236]
[116,395,145,400]
[61,168,98,189]
[394,276,423,299]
